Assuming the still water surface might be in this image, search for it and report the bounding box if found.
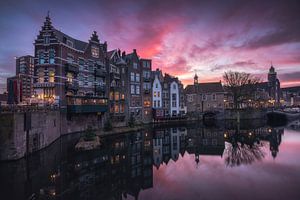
[1,121,300,200]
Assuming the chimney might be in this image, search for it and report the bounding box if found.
[122,51,126,58]
[133,49,136,53]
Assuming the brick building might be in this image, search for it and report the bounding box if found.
[33,14,108,116]
[185,74,225,113]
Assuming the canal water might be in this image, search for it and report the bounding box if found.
[1,120,300,200]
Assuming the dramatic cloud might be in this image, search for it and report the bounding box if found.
[0,0,299,92]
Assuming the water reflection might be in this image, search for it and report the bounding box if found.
[0,123,290,200]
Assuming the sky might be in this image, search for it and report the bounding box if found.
[0,0,300,92]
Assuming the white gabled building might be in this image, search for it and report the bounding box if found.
[152,73,162,109]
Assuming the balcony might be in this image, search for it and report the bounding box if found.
[111,72,120,80]
[66,82,79,91]
[143,77,151,82]
[144,89,151,94]
[95,68,106,77]
[67,104,108,113]
[65,63,79,74]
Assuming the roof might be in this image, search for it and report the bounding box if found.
[107,49,116,59]
[282,86,300,92]
[54,29,88,51]
[185,82,224,94]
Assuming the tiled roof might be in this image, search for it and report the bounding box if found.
[185,82,224,94]
[54,29,88,51]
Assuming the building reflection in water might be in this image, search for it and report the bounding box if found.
[0,123,284,200]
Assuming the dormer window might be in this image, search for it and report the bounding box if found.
[91,46,99,58]
[66,40,73,48]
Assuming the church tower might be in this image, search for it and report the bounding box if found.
[194,73,198,85]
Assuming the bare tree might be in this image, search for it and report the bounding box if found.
[223,71,260,109]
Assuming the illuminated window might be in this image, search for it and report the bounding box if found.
[120,104,125,113]
[114,104,119,113]
[158,92,160,97]
[133,62,138,69]
[121,93,125,100]
[115,92,120,100]
[48,70,55,83]
[154,91,157,97]
[66,73,73,83]
[91,46,99,58]
[110,92,114,100]
[144,100,151,107]
[38,69,44,83]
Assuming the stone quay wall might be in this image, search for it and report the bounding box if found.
[0,111,105,161]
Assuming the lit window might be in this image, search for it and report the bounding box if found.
[115,92,120,100]
[91,46,99,58]
[133,62,138,69]
[66,73,73,83]
[131,72,135,82]
[48,70,55,83]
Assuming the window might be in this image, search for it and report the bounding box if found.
[154,91,157,97]
[66,40,73,48]
[202,94,207,101]
[49,49,55,64]
[158,92,160,97]
[67,54,74,63]
[136,85,140,94]
[38,69,44,83]
[48,70,55,83]
[156,83,158,88]
[212,93,216,101]
[120,104,125,113]
[66,73,73,83]
[44,36,50,44]
[133,62,138,69]
[115,92,120,100]
[39,52,45,64]
[91,46,99,58]
[136,73,140,82]
[110,92,114,100]
[158,100,160,107]
[154,100,156,107]
[114,104,119,113]
[131,85,135,94]
[131,72,135,82]
[173,84,176,89]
